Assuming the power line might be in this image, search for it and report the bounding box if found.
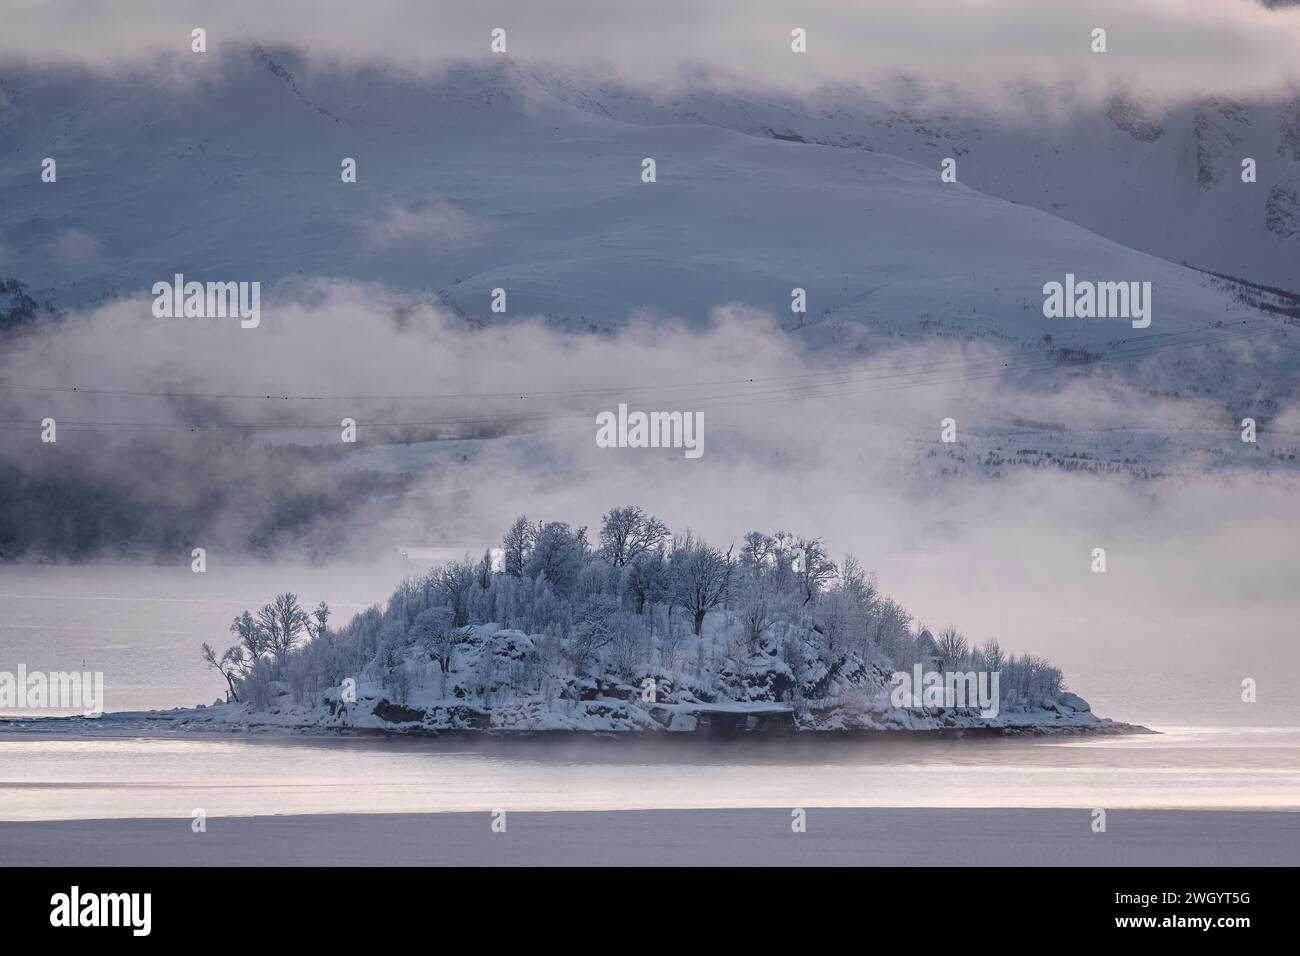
[0,318,1283,434]
[0,317,1276,405]
[0,319,1281,430]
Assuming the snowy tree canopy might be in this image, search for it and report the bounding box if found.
[201,508,1084,734]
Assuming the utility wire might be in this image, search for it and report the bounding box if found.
[0,318,1283,433]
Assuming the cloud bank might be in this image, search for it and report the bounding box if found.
[2,283,1296,677]
[4,1,1300,108]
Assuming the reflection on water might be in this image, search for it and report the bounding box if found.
[2,726,1298,821]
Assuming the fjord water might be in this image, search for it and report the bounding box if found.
[3,726,1300,822]
[1,564,1297,821]
[0,562,414,715]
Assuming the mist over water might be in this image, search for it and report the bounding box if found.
[3,725,1298,822]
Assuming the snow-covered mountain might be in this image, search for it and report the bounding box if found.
[0,54,1288,345]
[2,52,1298,561]
[523,67,1300,291]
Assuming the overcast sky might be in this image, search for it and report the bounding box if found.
[4,1,1300,107]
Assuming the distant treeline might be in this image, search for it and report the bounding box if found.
[0,278,63,332]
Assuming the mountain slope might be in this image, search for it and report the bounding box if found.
[525,68,1300,290]
[0,55,1276,353]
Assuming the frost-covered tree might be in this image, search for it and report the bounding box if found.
[411,605,458,673]
[567,593,618,672]
[669,532,734,635]
[524,522,585,598]
[621,546,668,614]
[839,555,876,610]
[501,515,533,577]
[475,550,494,590]
[308,601,330,639]
[792,536,837,605]
[598,505,669,568]
[740,531,777,575]
[936,625,970,667]
[229,610,267,670]
[428,558,476,626]
[201,642,243,702]
[812,587,863,660]
[258,593,310,671]
[981,637,1004,673]
[656,607,689,670]
[875,597,914,668]
[736,576,778,649]
[607,610,650,678]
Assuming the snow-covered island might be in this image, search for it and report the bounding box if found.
[122,507,1138,739]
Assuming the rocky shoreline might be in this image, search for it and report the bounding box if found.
[0,697,1152,740]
